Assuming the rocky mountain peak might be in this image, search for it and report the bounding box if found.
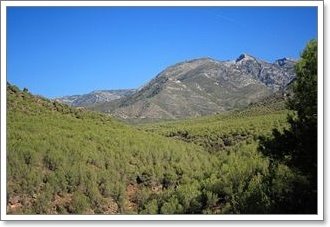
[274,57,296,66]
[235,53,256,63]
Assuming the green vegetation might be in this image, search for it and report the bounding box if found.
[6,41,317,215]
[7,84,217,214]
[259,39,318,213]
[7,83,296,214]
[139,94,288,154]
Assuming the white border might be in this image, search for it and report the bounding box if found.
[0,0,8,222]
[0,0,324,221]
[316,0,324,221]
[0,1,324,7]
[0,214,324,221]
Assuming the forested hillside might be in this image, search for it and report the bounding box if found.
[7,83,303,214]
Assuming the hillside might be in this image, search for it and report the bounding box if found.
[90,54,295,120]
[138,93,290,153]
[7,83,215,214]
[7,83,301,214]
[54,89,136,107]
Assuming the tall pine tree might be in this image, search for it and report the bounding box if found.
[259,39,317,213]
[287,39,317,179]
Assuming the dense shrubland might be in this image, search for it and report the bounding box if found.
[140,107,289,154]
[7,83,298,215]
[7,84,217,214]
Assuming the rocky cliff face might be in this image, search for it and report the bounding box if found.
[92,54,295,120]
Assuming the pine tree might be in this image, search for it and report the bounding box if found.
[259,39,318,213]
[287,39,317,179]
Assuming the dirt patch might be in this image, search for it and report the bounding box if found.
[102,197,119,214]
[125,183,138,213]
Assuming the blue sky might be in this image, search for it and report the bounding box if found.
[7,7,317,98]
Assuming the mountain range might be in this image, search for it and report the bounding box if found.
[56,54,296,120]
[54,89,136,107]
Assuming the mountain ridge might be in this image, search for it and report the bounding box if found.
[95,54,296,120]
[57,54,296,120]
[54,89,136,107]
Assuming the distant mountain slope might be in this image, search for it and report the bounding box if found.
[55,89,136,107]
[93,54,296,120]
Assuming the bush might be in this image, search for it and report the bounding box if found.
[140,199,159,214]
[160,196,183,214]
[71,192,90,214]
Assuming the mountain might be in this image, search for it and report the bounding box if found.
[55,89,136,107]
[92,54,296,120]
